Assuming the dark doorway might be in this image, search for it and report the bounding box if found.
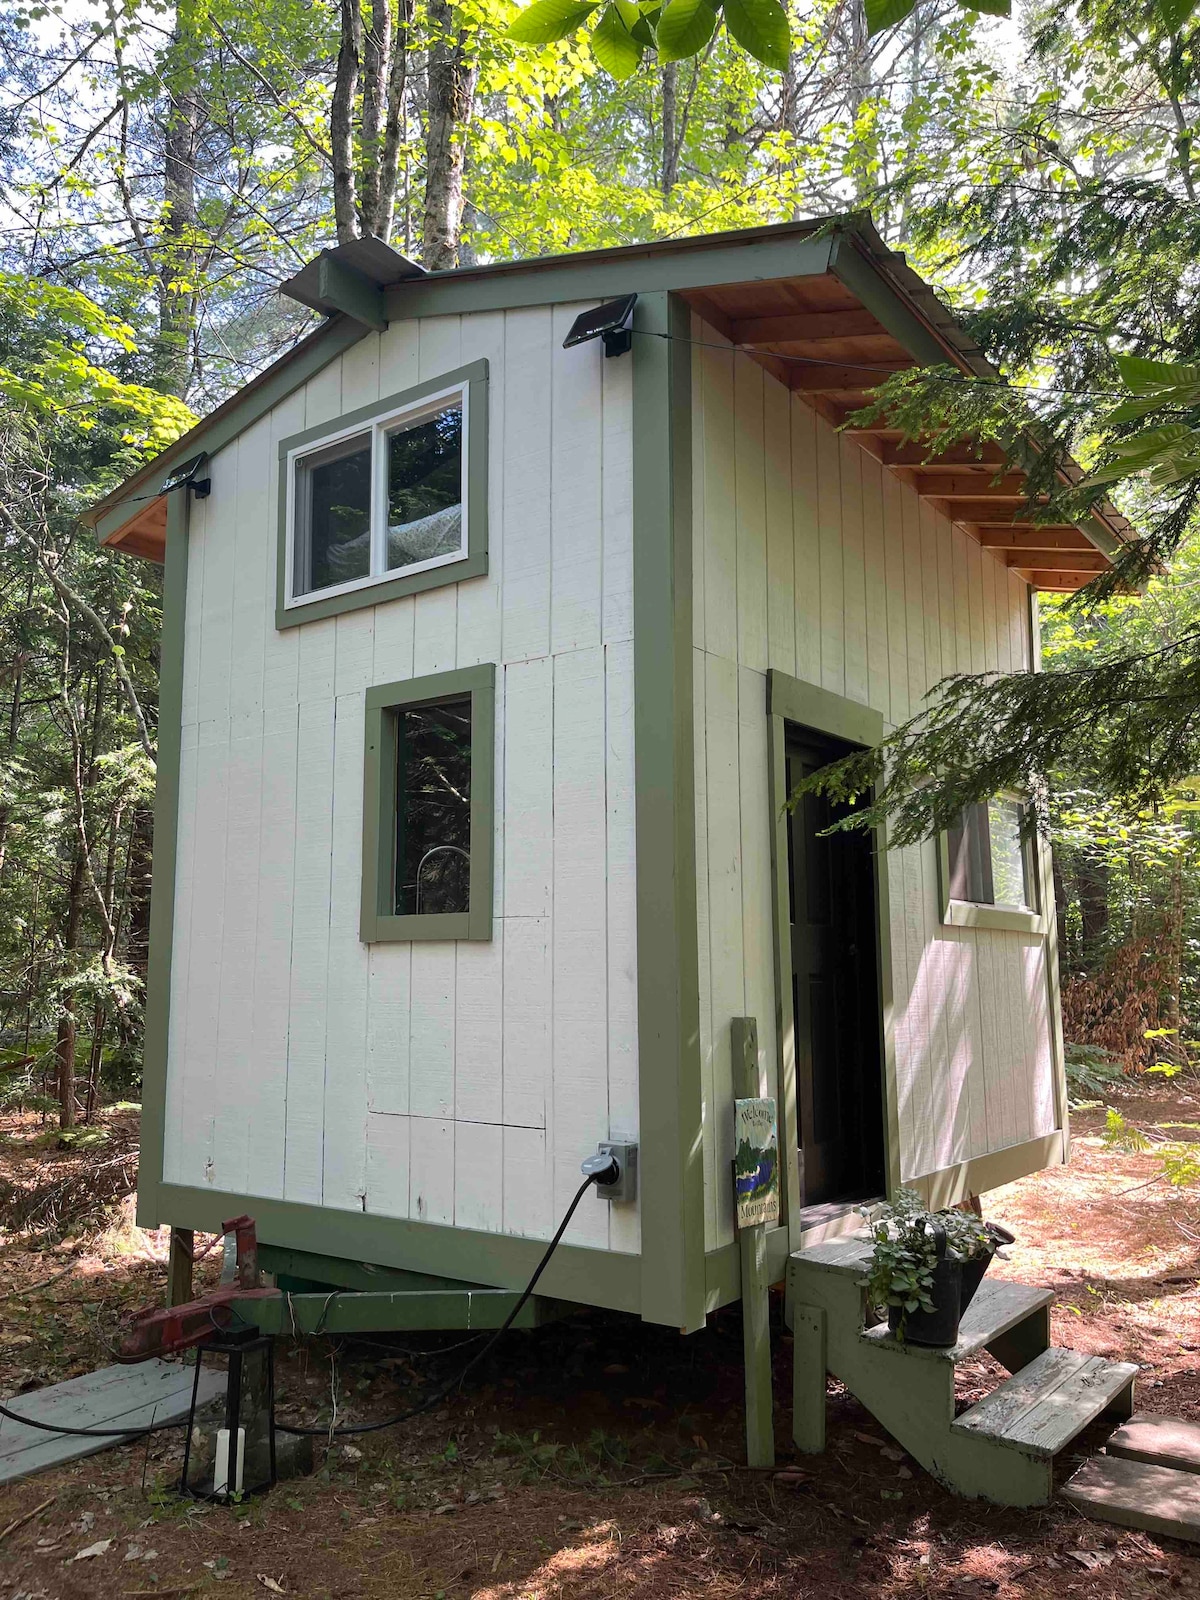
[785,726,886,1209]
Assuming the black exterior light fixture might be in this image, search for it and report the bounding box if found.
[159,451,211,499]
[562,294,638,358]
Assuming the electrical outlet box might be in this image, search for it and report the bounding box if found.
[596,1141,638,1203]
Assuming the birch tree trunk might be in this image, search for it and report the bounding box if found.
[332,0,363,242]
[157,34,200,397]
[422,0,478,269]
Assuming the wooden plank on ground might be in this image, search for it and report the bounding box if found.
[1107,1414,1200,1475]
[0,1360,222,1485]
[1063,1455,1200,1544]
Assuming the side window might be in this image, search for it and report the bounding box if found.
[361,666,494,943]
[278,361,487,628]
[942,798,1042,931]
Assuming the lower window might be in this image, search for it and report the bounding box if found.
[361,665,495,942]
[940,797,1043,933]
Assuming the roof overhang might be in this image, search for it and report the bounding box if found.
[84,215,1135,589]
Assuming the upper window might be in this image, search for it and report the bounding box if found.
[941,798,1044,933]
[277,361,488,629]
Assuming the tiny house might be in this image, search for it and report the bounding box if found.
[86,217,1133,1337]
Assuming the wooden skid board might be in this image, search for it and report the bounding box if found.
[1063,1455,1200,1544]
[953,1348,1136,1458]
[861,1279,1055,1363]
[1107,1414,1200,1475]
[0,1359,222,1485]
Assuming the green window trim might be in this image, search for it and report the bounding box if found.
[935,809,1047,937]
[276,359,489,631]
[360,664,495,943]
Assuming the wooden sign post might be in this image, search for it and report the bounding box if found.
[732,1016,777,1468]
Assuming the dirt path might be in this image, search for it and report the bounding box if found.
[2,1090,1200,1599]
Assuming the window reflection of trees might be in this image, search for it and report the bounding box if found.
[395,699,471,916]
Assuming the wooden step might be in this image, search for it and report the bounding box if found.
[786,1234,872,1279]
[952,1347,1137,1458]
[1107,1414,1200,1474]
[860,1277,1054,1364]
[1063,1455,1200,1544]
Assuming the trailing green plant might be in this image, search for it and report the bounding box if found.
[860,1188,994,1331]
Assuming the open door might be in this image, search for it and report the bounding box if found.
[785,727,886,1209]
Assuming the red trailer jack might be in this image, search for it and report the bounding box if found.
[118,1215,280,1362]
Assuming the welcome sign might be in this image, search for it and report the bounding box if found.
[733,1096,780,1229]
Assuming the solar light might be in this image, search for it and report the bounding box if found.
[158,452,211,498]
[562,294,638,358]
[181,1325,276,1501]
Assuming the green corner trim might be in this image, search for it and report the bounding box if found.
[155,1182,641,1312]
[1030,591,1071,1155]
[360,664,495,943]
[276,360,489,630]
[764,671,899,1208]
[633,290,706,1334]
[135,487,191,1228]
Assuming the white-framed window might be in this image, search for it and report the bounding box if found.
[947,797,1039,913]
[285,380,470,608]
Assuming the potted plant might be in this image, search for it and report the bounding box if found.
[860,1190,1015,1346]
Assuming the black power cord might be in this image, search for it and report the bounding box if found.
[0,1164,612,1444]
[275,1168,601,1437]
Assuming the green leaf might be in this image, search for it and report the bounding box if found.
[964,0,1010,14]
[721,0,790,66]
[1115,352,1200,394]
[507,0,599,43]
[613,0,640,23]
[591,4,643,74]
[1157,0,1198,32]
[655,0,717,58]
[863,0,917,34]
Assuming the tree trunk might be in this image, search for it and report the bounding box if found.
[332,0,363,242]
[359,0,390,234]
[661,63,678,194]
[157,27,201,398]
[377,0,414,243]
[422,0,478,270]
[56,852,86,1131]
[1077,852,1110,969]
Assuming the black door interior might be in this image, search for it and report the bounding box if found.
[786,727,886,1209]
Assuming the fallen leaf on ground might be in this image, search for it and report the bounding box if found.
[69,1538,112,1561]
[1069,1550,1114,1570]
[257,1579,287,1595]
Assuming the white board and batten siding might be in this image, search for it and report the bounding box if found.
[691,316,1059,1255]
[163,305,640,1257]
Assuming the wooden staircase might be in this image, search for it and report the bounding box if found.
[786,1236,1138,1507]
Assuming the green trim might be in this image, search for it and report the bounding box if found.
[1029,591,1071,1153]
[704,1226,792,1311]
[317,251,388,331]
[249,1288,563,1334]
[766,715,803,1249]
[258,1244,480,1293]
[914,1131,1066,1209]
[360,664,495,943]
[94,317,368,550]
[384,233,837,321]
[764,671,898,1210]
[827,233,951,368]
[934,822,1047,936]
[276,360,489,631]
[155,1182,641,1311]
[134,487,191,1228]
[633,290,706,1333]
[766,670,884,747]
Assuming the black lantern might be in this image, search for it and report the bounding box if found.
[181,1326,277,1500]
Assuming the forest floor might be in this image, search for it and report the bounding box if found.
[3,1085,1200,1600]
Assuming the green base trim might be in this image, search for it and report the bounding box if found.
[258,1244,482,1293]
[911,1131,1065,1210]
[703,1226,793,1312]
[247,1287,571,1335]
[145,1182,643,1315]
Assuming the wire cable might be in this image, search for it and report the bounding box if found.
[274,1170,600,1438]
[0,1171,603,1445]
